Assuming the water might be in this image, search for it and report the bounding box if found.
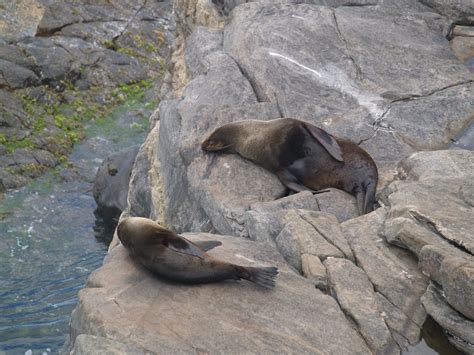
[0,97,152,354]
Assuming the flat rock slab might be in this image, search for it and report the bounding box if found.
[68,233,370,354]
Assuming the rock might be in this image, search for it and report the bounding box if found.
[451,36,474,64]
[419,0,474,21]
[184,26,223,78]
[301,253,327,291]
[422,282,474,354]
[125,125,159,221]
[245,191,319,243]
[276,210,344,272]
[0,59,40,89]
[67,233,371,354]
[70,334,147,355]
[93,146,140,221]
[32,149,57,167]
[439,256,474,320]
[297,210,354,261]
[396,149,474,182]
[313,188,359,222]
[0,0,45,41]
[418,244,471,285]
[383,151,474,255]
[173,0,224,35]
[325,257,399,354]
[342,209,429,332]
[452,25,474,37]
[375,293,421,348]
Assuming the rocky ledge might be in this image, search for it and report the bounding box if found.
[0,0,173,190]
[66,0,473,354]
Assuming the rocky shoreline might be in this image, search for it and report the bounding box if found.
[2,0,473,354]
[0,0,173,191]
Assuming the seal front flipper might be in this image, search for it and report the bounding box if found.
[152,228,207,259]
[276,169,315,193]
[302,122,344,162]
[194,240,222,252]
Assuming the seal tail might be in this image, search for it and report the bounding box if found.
[236,266,279,289]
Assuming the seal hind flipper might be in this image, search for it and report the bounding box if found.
[354,181,376,215]
[152,229,207,259]
[194,240,222,252]
[236,266,279,289]
[363,181,376,214]
[302,122,344,162]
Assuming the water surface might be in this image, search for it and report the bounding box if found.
[0,97,152,354]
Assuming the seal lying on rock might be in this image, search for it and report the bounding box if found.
[117,217,278,288]
[201,118,378,214]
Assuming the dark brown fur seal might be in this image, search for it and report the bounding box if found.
[117,217,278,288]
[201,118,378,214]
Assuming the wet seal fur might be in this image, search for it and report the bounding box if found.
[117,217,278,288]
[202,118,378,214]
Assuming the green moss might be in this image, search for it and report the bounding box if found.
[4,136,36,153]
[33,116,46,132]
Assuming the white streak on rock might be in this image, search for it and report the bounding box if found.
[269,51,322,78]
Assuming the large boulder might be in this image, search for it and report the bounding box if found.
[65,233,371,354]
[129,0,474,238]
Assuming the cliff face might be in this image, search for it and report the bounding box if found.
[67,1,474,354]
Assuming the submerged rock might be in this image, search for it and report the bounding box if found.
[93,146,139,221]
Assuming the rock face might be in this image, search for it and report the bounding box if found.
[0,0,173,190]
[66,0,474,354]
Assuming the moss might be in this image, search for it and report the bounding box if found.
[4,136,36,153]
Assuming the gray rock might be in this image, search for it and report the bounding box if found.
[245,191,319,243]
[184,26,223,78]
[313,188,359,222]
[0,59,40,89]
[342,209,429,329]
[298,210,354,261]
[439,256,474,320]
[325,257,399,354]
[0,0,45,41]
[397,149,474,182]
[125,125,158,221]
[278,210,345,269]
[384,151,474,255]
[68,233,371,354]
[334,6,470,97]
[375,293,421,348]
[418,244,471,285]
[32,149,57,167]
[93,146,139,220]
[301,253,327,291]
[419,0,474,21]
[70,334,147,355]
[422,282,474,354]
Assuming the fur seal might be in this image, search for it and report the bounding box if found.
[117,217,278,288]
[201,118,378,214]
